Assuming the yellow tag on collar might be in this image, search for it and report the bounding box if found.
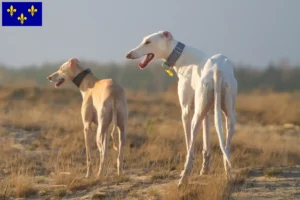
[165,69,173,76]
[162,62,173,77]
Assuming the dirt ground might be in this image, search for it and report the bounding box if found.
[231,166,300,200]
[1,124,300,200]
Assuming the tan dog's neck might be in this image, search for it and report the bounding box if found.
[70,62,99,97]
[78,73,98,97]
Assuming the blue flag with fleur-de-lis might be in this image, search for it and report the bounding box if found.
[2,2,42,26]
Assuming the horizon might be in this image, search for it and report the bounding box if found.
[1,0,300,68]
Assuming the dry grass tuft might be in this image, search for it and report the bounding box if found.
[13,175,37,198]
[51,172,101,191]
[161,178,230,200]
[53,188,67,198]
[263,168,282,177]
[0,182,11,200]
[151,172,169,181]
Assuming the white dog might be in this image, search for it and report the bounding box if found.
[126,31,237,186]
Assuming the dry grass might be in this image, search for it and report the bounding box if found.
[0,86,299,199]
[0,174,37,198]
[236,91,300,125]
[13,175,37,198]
[161,178,230,200]
[263,168,283,177]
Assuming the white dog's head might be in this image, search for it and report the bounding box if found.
[126,31,174,68]
[47,58,82,88]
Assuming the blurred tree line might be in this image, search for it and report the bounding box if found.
[0,60,299,93]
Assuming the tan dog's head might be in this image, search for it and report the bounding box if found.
[126,31,174,68]
[47,58,81,88]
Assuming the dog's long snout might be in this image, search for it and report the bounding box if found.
[47,76,52,81]
[126,52,132,59]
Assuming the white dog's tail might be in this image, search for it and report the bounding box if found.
[213,69,231,168]
[110,99,118,151]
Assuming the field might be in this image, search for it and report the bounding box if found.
[0,85,299,200]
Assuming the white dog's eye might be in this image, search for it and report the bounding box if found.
[145,40,151,45]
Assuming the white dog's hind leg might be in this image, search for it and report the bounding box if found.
[213,70,231,170]
[84,122,92,178]
[179,113,204,186]
[223,92,236,178]
[178,84,212,186]
[200,114,210,175]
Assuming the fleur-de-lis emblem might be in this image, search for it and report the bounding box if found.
[28,5,38,16]
[7,5,16,16]
[17,13,27,24]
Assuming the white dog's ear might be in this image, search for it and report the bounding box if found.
[162,31,173,40]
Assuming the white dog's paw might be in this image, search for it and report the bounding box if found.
[178,176,189,188]
[226,172,232,180]
[200,170,209,176]
[180,170,185,177]
[200,167,210,175]
[178,180,183,188]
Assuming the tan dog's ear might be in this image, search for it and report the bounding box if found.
[68,58,80,70]
[162,31,173,40]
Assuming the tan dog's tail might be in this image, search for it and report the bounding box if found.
[110,99,118,151]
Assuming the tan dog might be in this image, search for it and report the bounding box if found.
[47,58,128,178]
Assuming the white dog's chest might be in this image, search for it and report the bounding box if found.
[177,64,202,91]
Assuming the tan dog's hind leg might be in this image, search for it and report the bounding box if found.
[96,115,111,178]
[116,112,126,175]
[84,122,92,178]
[110,125,118,151]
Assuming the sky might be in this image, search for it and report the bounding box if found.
[0,0,299,68]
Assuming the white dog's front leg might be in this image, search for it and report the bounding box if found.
[179,107,191,177]
[178,82,194,153]
[181,106,191,152]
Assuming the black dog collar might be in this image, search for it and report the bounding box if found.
[163,41,185,68]
[72,68,91,87]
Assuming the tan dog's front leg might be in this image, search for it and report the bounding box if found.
[84,123,92,178]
